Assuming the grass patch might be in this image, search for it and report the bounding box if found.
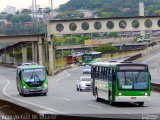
[55,58,67,69]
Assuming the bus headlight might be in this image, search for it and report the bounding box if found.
[119,92,122,96]
[23,86,26,89]
[145,93,148,96]
[44,84,48,88]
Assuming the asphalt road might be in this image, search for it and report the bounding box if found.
[0,58,160,120]
[0,49,160,119]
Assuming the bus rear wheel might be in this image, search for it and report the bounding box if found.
[109,91,114,106]
[95,88,100,102]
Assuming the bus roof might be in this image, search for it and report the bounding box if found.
[17,65,45,70]
[83,51,101,55]
[91,61,147,67]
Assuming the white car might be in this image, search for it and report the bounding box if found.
[82,65,91,74]
[76,76,92,91]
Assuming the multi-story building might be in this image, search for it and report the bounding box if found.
[3,6,16,14]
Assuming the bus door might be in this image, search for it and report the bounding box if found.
[108,68,116,101]
[112,69,116,101]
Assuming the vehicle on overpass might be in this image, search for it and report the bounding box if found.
[91,61,151,106]
[82,51,102,65]
[16,63,48,96]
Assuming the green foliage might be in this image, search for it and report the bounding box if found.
[58,0,160,18]
[10,13,32,23]
[55,35,91,46]
[6,14,13,22]
[94,45,118,54]
[21,9,31,14]
[19,14,32,23]
[11,15,20,23]
[108,32,118,38]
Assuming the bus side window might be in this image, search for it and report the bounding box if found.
[96,67,99,79]
[109,68,112,81]
[102,67,106,80]
[112,69,116,80]
[98,67,102,79]
[91,67,96,78]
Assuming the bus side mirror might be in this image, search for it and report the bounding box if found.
[150,74,151,80]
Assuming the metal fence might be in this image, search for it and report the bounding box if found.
[0,22,46,35]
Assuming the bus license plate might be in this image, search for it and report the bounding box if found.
[131,97,136,99]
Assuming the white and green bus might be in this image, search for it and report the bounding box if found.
[91,61,151,106]
[16,63,48,96]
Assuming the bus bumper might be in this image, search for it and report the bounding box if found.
[115,96,150,102]
[23,87,48,94]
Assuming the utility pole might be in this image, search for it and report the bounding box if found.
[51,0,53,19]
[32,0,35,19]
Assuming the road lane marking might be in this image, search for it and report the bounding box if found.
[71,67,79,71]
[87,104,103,109]
[56,70,71,86]
[1,75,65,115]
[62,98,72,101]
[142,51,160,63]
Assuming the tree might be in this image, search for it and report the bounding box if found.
[11,15,20,23]
[108,32,118,38]
[6,14,13,22]
[21,9,31,14]
[19,14,32,23]
[94,45,118,54]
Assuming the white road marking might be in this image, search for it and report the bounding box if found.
[1,75,65,115]
[62,98,72,101]
[87,104,103,109]
[142,52,160,63]
[56,70,71,86]
[71,67,79,71]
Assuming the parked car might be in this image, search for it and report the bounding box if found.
[82,65,91,74]
[76,76,92,91]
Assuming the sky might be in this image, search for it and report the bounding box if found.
[0,0,69,12]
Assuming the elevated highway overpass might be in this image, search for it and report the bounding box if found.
[1,16,160,74]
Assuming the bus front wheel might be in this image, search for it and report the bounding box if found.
[138,102,144,106]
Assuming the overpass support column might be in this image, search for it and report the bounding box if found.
[38,37,44,65]
[48,35,55,75]
[13,49,17,65]
[35,42,38,63]
[32,42,35,62]
[5,53,10,63]
[22,46,27,63]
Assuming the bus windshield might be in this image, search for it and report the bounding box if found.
[117,71,148,90]
[22,68,46,82]
[83,55,92,61]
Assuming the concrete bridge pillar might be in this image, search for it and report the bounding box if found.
[34,42,38,63]
[32,42,35,62]
[5,53,10,63]
[48,35,56,75]
[13,49,17,65]
[38,37,44,65]
[22,46,27,63]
